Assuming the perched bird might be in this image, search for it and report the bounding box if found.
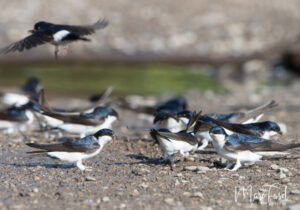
[154,110,193,132]
[0,19,108,60]
[150,128,199,170]
[26,129,114,171]
[29,103,118,136]
[191,101,278,150]
[0,77,42,107]
[195,117,282,139]
[0,105,34,134]
[209,126,300,171]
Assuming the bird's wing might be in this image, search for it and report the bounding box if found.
[0,107,28,122]
[58,19,109,36]
[26,136,100,153]
[0,31,52,54]
[42,111,101,125]
[207,117,262,136]
[231,100,278,123]
[30,100,101,125]
[224,134,299,152]
[157,130,198,145]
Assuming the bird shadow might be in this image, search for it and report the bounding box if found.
[103,154,166,166]
[4,162,75,169]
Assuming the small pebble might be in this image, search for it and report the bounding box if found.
[164,198,175,205]
[85,177,96,181]
[281,178,290,184]
[102,197,110,203]
[184,166,198,171]
[290,190,300,195]
[191,192,203,198]
[130,189,139,197]
[270,164,279,170]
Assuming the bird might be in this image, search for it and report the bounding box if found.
[204,100,277,124]
[150,128,199,170]
[195,117,282,139]
[0,77,42,107]
[29,102,118,136]
[26,128,114,171]
[208,126,300,171]
[154,110,194,133]
[0,19,108,60]
[189,101,278,150]
[0,105,34,134]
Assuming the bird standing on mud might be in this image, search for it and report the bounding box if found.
[0,19,108,60]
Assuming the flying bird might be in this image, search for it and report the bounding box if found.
[0,19,108,60]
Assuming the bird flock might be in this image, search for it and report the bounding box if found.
[0,77,299,172]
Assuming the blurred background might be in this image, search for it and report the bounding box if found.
[0,0,300,96]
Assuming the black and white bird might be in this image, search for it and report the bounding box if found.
[0,19,108,60]
[26,129,114,171]
[150,128,199,170]
[209,126,300,171]
[191,101,278,150]
[204,100,277,124]
[195,117,282,139]
[29,103,118,137]
[0,77,42,107]
[154,110,193,132]
[0,105,34,134]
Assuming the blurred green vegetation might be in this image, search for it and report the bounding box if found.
[0,62,222,95]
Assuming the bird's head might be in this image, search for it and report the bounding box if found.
[29,21,52,33]
[93,128,114,145]
[264,121,283,136]
[209,126,227,144]
[177,110,193,120]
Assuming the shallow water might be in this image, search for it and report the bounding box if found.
[0,62,222,95]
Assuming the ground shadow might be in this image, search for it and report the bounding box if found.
[3,162,75,169]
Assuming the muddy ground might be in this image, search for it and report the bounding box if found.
[1,81,300,210]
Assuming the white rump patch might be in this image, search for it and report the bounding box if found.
[53,30,70,42]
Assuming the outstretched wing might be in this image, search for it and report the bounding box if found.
[0,31,52,54]
[58,19,109,36]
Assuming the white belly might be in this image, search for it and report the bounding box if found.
[196,131,212,142]
[48,148,101,163]
[214,144,262,163]
[157,118,187,133]
[159,138,197,156]
[1,93,29,107]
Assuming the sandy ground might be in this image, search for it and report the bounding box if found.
[0,81,300,210]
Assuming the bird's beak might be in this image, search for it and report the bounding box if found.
[28,30,35,34]
[278,131,283,136]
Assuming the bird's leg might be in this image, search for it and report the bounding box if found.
[54,46,59,61]
[225,160,233,170]
[231,160,242,171]
[169,155,175,171]
[62,45,69,57]
[76,160,92,171]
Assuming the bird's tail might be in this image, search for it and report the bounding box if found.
[79,37,91,42]
[241,100,278,123]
